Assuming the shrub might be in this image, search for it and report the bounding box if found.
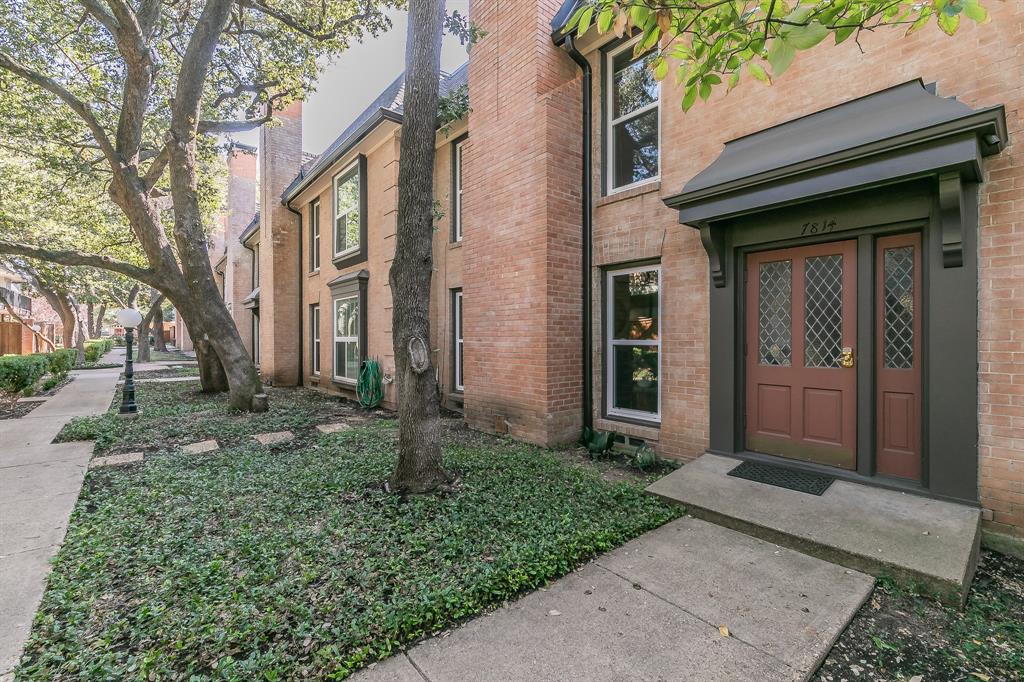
[83,339,112,363]
[46,348,75,379]
[0,354,49,410]
[112,335,125,347]
[42,376,60,391]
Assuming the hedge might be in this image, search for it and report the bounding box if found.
[84,338,113,363]
[46,348,76,379]
[0,354,50,407]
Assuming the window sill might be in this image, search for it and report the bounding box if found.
[597,180,661,208]
[332,249,366,270]
[448,240,463,250]
[332,378,356,389]
[596,415,661,441]
[308,269,320,278]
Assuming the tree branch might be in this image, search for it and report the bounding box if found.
[239,0,377,40]
[0,290,56,351]
[0,51,120,171]
[197,110,273,134]
[0,240,162,289]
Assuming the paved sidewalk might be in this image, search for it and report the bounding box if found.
[0,360,121,677]
[354,517,874,682]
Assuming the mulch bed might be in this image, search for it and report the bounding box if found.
[814,549,1024,681]
[1,400,43,420]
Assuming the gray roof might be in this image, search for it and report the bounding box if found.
[283,62,469,202]
[675,79,1006,200]
[238,213,260,245]
[549,0,581,42]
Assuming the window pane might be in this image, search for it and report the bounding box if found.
[612,109,658,188]
[335,171,359,253]
[884,246,914,369]
[345,341,360,378]
[335,298,357,337]
[335,341,344,378]
[758,260,792,366]
[613,50,657,119]
[613,345,658,413]
[804,254,844,368]
[611,270,658,340]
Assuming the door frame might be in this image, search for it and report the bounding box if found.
[703,179,979,505]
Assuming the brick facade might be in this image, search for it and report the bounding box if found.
[225,144,257,358]
[246,1,1023,539]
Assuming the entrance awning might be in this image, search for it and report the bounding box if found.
[665,80,1007,284]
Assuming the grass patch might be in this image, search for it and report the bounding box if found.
[133,348,193,363]
[23,384,680,680]
[815,549,1024,681]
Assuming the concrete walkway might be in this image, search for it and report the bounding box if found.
[0,357,121,677]
[354,517,874,682]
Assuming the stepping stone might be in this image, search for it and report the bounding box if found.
[253,431,294,445]
[181,439,219,454]
[90,452,144,468]
[316,422,352,434]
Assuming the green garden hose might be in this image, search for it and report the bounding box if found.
[357,358,384,409]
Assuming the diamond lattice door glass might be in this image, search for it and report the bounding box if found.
[804,255,844,368]
[883,247,915,369]
[758,260,792,366]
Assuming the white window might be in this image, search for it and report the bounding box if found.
[606,36,660,193]
[453,290,464,391]
[333,295,359,381]
[333,163,360,258]
[252,245,259,287]
[310,304,320,375]
[606,265,661,420]
[453,138,465,242]
[310,200,320,271]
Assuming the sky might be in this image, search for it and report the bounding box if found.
[229,3,471,155]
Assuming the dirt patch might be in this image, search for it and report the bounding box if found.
[814,550,1024,681]
[1,400,43,420]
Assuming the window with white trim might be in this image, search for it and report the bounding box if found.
[606,265,661,420]
[333,295,359,381]
[310,200,320,271]
[453,289,464,391]
[606,37,660,192]
[333,163,360,258]
[310,304,320,375]
[453,138,465,242]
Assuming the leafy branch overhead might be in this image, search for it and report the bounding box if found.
[564,0,991,110]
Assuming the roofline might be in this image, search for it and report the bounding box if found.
[549,0,580,45]
[238,215,260,244]
[283,108,403,204]
[228,141,257,154]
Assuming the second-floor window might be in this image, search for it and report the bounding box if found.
[452,136,466,242]
[606,36,660,192]
[310,200,321,271]
[453,289,464,391]
[334,163,360,258]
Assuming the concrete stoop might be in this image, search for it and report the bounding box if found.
[647,454,981,605]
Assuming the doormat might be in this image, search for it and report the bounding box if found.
[727,460,835,496]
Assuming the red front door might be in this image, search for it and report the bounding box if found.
[746,241,858,469]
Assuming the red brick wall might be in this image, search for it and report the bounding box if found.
[225,145,257,358]
[463,0,585,446]
[575,4,1023,535]
[258,101,303,386]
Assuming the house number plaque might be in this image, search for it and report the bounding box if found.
[800,217,838,236]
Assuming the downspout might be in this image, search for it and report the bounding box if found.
[565,35,593,432]
[287,201,304,385]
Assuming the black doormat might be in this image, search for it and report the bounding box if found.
[727,460,835,496]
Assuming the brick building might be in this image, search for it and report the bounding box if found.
[234,0,1023,542]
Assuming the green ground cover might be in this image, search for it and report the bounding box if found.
[23,382,680,680]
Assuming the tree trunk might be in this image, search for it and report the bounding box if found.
[94,302,107,338]
[387,0,451,494]
[71,298,87,364]
[153,305,166,351]
[136,293,164,363]
[195,337,229,393]
[86,301,96,338]
[36,283,76,352]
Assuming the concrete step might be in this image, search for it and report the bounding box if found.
[647,454,981,605]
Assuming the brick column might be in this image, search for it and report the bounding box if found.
[462,0,584,446]
[225,143,257,357]
[258,101,303,385]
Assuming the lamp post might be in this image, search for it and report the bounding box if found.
[115,308,143,417]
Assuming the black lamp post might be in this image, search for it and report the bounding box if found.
[116,308,143,417]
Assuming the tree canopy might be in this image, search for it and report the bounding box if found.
[564,0,991,110]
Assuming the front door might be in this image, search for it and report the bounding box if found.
[746,241,858,469]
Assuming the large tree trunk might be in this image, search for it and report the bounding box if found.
[93,302,106,338]
[136,294,164,363]
[71,297,87,364]
[35,282,76,352]
[86,301,96,338]
[152,305,166,351]
[387,0,451,494]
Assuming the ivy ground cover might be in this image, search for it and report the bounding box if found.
[20,382,680,680]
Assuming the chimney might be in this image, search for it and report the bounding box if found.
[258,100,303,386]
[225,142,257,354]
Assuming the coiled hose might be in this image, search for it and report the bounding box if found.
[357,358,384,409]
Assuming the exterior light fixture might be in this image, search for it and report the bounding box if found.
[115,308,144,417]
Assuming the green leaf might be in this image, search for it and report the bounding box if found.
[834,26,856,44]
[653,57,668,81]
[767,38,797,77]
[699,79,713,101]
[597,8,614,33]
[747,61,770,83]
[682,85,698,111]
[727,70,741,91]
[786,21,829,50]
[937,10,961,35]
[576,6,594,34]
[963,0,989,23]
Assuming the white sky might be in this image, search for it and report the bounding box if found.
[229,3,470,155]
